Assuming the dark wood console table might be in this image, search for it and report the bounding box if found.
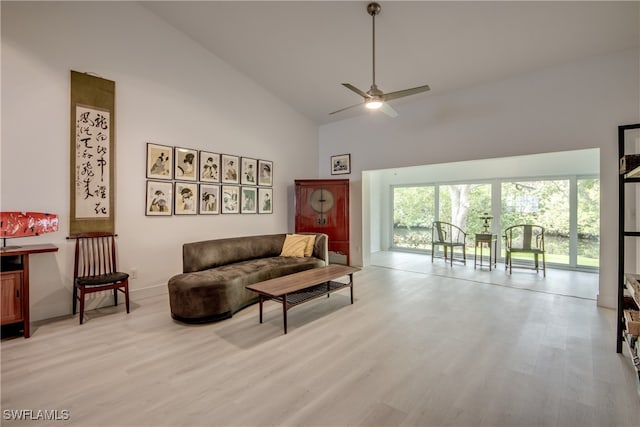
[1,243,58,338]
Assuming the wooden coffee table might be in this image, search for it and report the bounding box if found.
[246,264,359,334]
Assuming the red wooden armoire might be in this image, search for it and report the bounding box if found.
[294,179,350,265]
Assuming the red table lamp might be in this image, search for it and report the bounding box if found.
[0,212,59,250]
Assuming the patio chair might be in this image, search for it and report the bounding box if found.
[431,221,467,266]
[503,224,546,276]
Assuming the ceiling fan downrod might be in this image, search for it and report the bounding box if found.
[367,2,381,90]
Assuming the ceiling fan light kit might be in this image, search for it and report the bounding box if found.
[330,2,431,117]
[365,97,383,110]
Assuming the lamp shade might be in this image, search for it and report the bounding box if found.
[0,212,59,238]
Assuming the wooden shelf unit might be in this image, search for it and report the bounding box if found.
[617,123,640,398]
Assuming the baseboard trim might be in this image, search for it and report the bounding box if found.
[596,293,616,309]
[131,282,168,300]
[30,283,169,324]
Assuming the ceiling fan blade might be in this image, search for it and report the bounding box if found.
[342,83,370,99]
[329,102,364,115]
[383,84,431,101]
[380,102,398,118]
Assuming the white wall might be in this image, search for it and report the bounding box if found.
[1,2,318,321]
[319,48,640,309]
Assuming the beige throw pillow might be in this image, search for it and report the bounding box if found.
[280,234,308,257]
[300,234,316,257]
[280,234,316,257]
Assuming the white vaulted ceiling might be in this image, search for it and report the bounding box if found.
[142,1,640,125]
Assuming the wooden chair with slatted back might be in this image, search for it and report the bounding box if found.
[503,224,546,277]
[73,232,130,324]
[431,221,467,266]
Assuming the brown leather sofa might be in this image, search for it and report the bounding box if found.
[168,233,328,323]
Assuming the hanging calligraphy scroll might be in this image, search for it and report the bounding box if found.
[69,71,115,235]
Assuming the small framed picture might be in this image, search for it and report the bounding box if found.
[199,151,220,182]
[258,187,273,214]
[331,154,351,175]
[241,187,257,214]
[241,157,258,185]
[199,184,220,215]
[146,143,173,179]
[221,154,240,184]
[175,182,197,215]
[145,181,173,216]
[175,147,198,181]
[221,185,240,213]
[258,159,273,186]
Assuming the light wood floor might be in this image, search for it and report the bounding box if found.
[370,251,599,300]
[2,260,639,426]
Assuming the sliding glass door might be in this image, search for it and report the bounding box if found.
[439,184,492,252]
[502,180,570,265]
[391,176,599,269]
[392,186,435,250]
[577,178,600,267]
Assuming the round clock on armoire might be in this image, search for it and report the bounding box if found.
[309,188,335,224]
[294,179,350,265]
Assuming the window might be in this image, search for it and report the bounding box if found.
[392,186,434,250]
[502,180,570,265]
[390,176,599,269]
[577,178,600,267]
[439,184,492,252]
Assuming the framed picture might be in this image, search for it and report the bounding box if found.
[221,185,240,214]
[174,182,197,215]
[199,184,220,215]
[258,159,273,186]
[241,187,257,214]
[241,157,258,185]
[331,154,351,175]
[146,143,173,180]
[221,154,240,184]
[174,147,197,181]
[258,187,273,214]
[145,181,173,216]
[199,151,220,182]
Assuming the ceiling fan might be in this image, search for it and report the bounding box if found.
[330,2,431,118]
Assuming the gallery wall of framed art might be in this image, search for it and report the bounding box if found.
[145,143,273,216]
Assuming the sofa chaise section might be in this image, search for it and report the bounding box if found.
[168,233,328,323]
